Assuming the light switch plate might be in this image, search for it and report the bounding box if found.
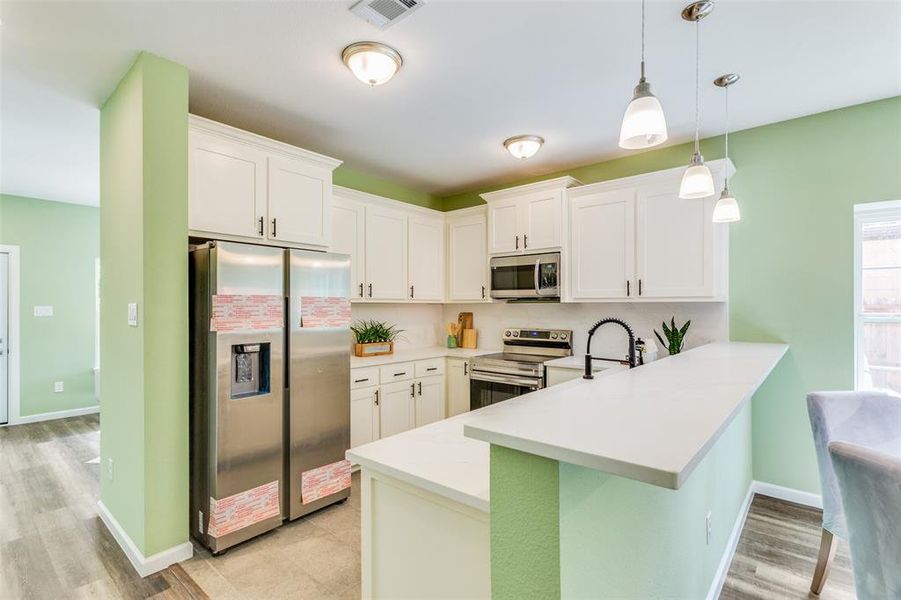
[127,303,138,327]
[54,381,64,393]
[34,305,54,317]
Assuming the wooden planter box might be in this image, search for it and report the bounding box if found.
[354,341,394,357]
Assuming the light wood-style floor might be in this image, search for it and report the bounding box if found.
[1,415,857,599]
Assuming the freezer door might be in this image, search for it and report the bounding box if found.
[286,249,352,519]
[199,242,286,552]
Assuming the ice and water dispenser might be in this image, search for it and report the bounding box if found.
[231,343,271,398]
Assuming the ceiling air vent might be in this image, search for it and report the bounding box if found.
[350,0,423,30]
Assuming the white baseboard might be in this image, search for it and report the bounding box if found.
[704,479,823,600]
[752,480,823,509]
[5,405,99,426]
[706,483,755,600]
[97,500,193,577]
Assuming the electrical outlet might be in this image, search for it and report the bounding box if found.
[54,381,64,393]
[107,458,114,481]
[705,511,713,544]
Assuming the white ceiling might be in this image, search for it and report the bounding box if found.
[2,1,900,207]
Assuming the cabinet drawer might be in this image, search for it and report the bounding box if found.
[415,358,445,378]
[379,362,414,383]
[350,367,380,389]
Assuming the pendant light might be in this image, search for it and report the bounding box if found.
[712,73,741,223]
[618,0,668,149]
[679,1,715,199]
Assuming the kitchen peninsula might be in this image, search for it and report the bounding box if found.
[347,341,788,599]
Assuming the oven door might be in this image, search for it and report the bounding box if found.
[490,252,560,299]
[470,372,542,411]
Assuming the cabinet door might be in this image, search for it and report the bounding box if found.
[447,213,488,302]
[267,155,332,247]
[570,189,636,300]
[189,129,266,239]
[365,207,408,300]
[446,359,470,417]
[408,215,445,301]
[521,190,563,251]
[415,376,445,427]
[637,185,715,298]
[350,386,379,448]
[488,199,520,254]
[379,380,415,438]
[332,197,366,301]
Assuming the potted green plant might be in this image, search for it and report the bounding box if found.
[351,320,402,357]
[655,317,691,356]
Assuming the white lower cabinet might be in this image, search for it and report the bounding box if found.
[350,386,380,448]
[446,358,471,417]
[351,358,452,448]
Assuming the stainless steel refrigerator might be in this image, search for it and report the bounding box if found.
[189,241,351,554]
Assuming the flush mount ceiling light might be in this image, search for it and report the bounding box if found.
[619,0,668,150]
[679,0,716,200]
[712,73,741,223]
[342,41,403,86]
[504,135,544,159]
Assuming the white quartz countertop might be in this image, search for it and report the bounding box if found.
[544,355,629,372]
[350,346,494,368]
[464,342,788,490]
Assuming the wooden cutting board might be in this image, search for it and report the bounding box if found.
[456,312,473,344]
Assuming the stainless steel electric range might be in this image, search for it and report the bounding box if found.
[469,328,573,411]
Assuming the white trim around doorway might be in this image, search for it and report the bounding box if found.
[0,245,20,427]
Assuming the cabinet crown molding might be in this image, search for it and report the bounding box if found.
[479,176,582,203]
[333,185,444,218]
[566,159,736,199]
[188,114,343,171]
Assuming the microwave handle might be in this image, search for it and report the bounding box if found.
[534,258,551,296]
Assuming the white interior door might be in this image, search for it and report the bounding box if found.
[188,129,267,239]
[0,252,8,424]
[447,214,488,301]
[408,215,445,301]
[521,190,563,251]
[267,155,332,247]
[365,207,408,300]
[636,184,714,298]
[570,189,636,299]
[332,197,366,300]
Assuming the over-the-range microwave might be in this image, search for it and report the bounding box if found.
[489,252,560,300]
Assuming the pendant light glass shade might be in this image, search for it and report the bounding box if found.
[619,82,668,149]
[712,187,740,222]
[679,152,715,198]
[619,0,667,150]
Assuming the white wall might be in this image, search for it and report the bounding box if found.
[353,301,728,359]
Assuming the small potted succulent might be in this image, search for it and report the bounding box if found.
[351,320,402,357]
[655,317,691,356]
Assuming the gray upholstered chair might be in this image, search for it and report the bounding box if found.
[806,390,901,595]
[829,441,901,600]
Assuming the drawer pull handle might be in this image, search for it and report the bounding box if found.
[426,367,437,372]
[354,378,369,383]
[394,372,406,377]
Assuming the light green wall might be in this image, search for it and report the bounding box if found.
[0,194,99,417]
[100,52,189,557]
[490,446,560,600]
[559,404,752,598]
[334,165,442,211]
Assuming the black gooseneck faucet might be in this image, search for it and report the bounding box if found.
[583,317,641,379]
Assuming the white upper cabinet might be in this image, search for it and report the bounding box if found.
[636,183,715,299]
[188,115,341,248]
[189,129,267,239]
[482,176,581,255]
[566,160,732,302]
[331,194,366,301]
[487,200,520,254]
[365,205,408,300]
[408,214,445,301]
[570,188,636,300]
[267,155,332,247]
[446,208,489,302]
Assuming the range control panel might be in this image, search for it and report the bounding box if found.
[503,328,571,342]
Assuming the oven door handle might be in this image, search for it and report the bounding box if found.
[470,371,542,389]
